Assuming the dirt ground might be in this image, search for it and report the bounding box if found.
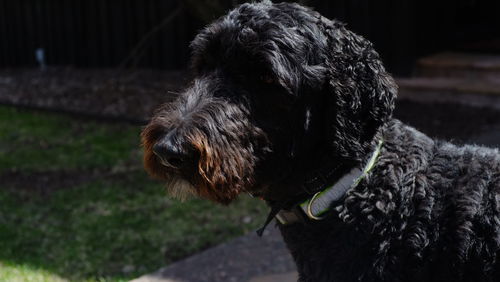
[1,67,499,142]
[0,68,188,122]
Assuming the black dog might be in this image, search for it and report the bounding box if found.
[142,1,500,281]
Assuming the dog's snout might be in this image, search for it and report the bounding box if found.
[153,131,194,169]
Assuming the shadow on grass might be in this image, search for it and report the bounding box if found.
[0,169,266,281]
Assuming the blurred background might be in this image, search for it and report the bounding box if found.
[0,0,499,281]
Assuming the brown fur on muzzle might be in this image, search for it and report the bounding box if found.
[141,87,269,204]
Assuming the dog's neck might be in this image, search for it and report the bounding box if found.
[256,136,384,235]
[261,128,385,204]
[255,156,355,236]
[276,139,384,225]
[267,160,356,206]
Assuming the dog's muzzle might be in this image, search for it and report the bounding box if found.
[152,129,196,170]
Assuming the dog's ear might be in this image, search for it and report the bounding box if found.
[262,31,328,95]
[234,26,298,93]
[266,47,301,95]
[321,21,397,159]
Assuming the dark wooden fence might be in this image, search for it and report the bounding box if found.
[0,0,198,69]
[1,0,498,74]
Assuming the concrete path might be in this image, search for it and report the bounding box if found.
[132,224,297,282]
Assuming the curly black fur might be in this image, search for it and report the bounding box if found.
[282,120,500,281]
[142,1,500,281]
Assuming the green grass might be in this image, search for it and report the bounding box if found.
[0,107,141,172]
[0,262,66,282]
[0,106,266,281]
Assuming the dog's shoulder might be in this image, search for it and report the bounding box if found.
[380,119,500,173]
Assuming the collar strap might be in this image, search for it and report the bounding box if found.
[276,138,384,225]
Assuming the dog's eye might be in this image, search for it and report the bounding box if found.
[260,75,276,85]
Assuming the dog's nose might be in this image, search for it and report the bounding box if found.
[153,132,193,169]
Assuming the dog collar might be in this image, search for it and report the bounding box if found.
[275,139,383,225]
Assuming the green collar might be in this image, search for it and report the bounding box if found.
[276,139,384,225]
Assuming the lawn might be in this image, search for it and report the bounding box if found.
[0,106,266,281]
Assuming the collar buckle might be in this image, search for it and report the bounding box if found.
[276,207,306,225]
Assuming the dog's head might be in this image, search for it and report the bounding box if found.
[141,1,397,204]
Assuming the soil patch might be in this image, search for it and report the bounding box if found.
[1,68,499,149]
[1,68,499,138]
[0,68,189,122]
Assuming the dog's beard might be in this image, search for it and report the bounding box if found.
[165,177,197,201]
